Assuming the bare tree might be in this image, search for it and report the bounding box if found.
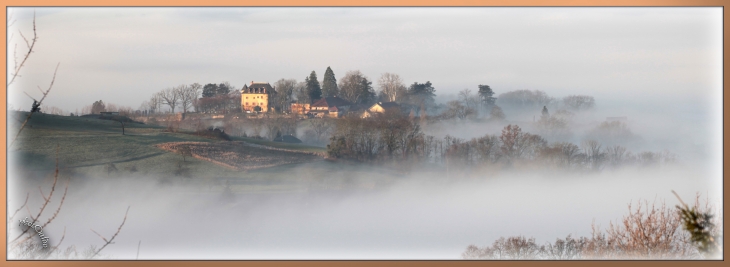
[499,124,546,162]
[604,200,694,259]
[458,89,480,117]
[444,100,473,120]
[606,145,627,168]
[160,87,180,113]
[178,145,192,162]
[489,105,506,121]
[562,95,595,111]
[463,196,705,260]
[339,70,375,105]
[474,135,500,163]
[273,79,297,112]
[176,84,197,114]
[294,81,310,104]
[189,82,202,112]
[581,140,605,171]
[111,116,127,135]
[43,106,66,115]
[309,117,333,144]
[377,72,406,102]
[147,92,164,114]
[496,89,554,109]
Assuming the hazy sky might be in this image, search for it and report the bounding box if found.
[6,7,723,113]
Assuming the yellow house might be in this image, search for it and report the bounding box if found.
[361,102,401,118]
[241,81,276,112]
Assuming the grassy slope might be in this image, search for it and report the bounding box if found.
[9,112,377,193]
[230,136,327,153]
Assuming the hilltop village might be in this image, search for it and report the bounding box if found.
[240,81,402,119]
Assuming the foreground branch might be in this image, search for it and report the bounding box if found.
[8,11,36,86]
[10,62,60,148]
[90,206,130,258]
[11,146,60,243]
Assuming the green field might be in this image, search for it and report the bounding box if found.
[9,112,392,193]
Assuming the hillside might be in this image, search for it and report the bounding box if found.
[8,112,352,193]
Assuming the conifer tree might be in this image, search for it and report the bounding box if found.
[478,84,496,107]
[202,83,218,98]
[321,66,339,97]
[306,71,322,101]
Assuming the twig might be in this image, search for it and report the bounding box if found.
[23,91,38,101]
[90,229,109,243]
[13,43,18,70]
[671,190,689,209]
[10,62,60,148]
[8,12,16,28]
[49,226,66,254]
[8,11,36,86]
[11,232,35,250]
[11,145,59,243]
[20,30,31,50]
[90,206,130,258]
[136,240,141,260]
[25,206,35,221]
[39,186,49,202]
[42,178,69,228]
[9,192,30,222]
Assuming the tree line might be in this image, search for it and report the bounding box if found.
[326,112,673,171]
[131,66,501,116]
[81,65,595,120]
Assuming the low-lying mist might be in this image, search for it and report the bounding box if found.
[424,95,718,164]
[7,160,720,259]
[7,91,721,259]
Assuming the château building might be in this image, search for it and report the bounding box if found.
[241,81,276,112]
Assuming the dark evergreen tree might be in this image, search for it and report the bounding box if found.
[30,100,41,113]
[406,81,436,107]
[321,66,339,97]
[202,83,218,98]
[478,84,496,107]
[306,71,322,101]
[217,83,231,95]
[358,76,375,104]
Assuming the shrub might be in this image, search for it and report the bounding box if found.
[463,194,719,259]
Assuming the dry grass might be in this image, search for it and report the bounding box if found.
[463,195,720,260]
[155,141,323,171]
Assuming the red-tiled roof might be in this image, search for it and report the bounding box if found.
[311,96,353,108]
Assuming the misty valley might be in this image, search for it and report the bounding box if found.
[7,87,722,259]
[5,6,722,261]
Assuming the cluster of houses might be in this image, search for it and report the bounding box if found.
[240,81,401,118]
